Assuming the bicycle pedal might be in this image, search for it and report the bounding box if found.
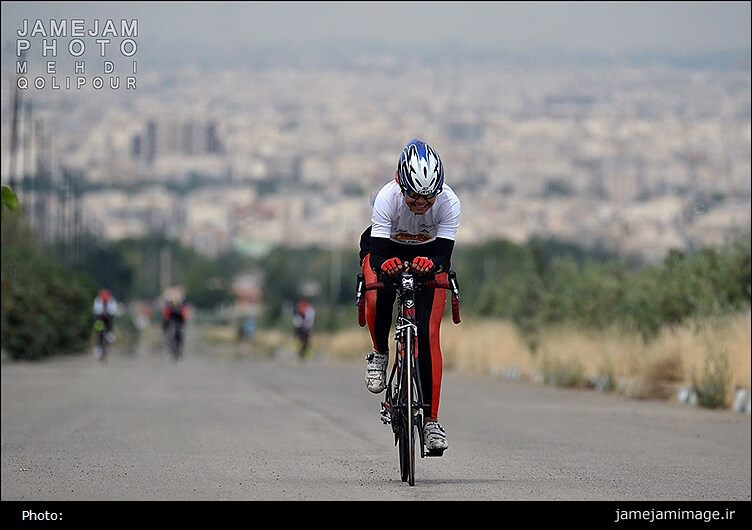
[379,403,391,425]
[425,448,446,457]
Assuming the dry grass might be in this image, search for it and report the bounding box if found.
[316,327,374,361]
[441,319,535,377]
[206,310,749,408]
[305,310,751,407]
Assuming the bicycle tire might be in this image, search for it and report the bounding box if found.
[393,355,408,481]
[397,398,412,483]
[399,326,417,486]
[398,418,409,482]
[407,326,418,485]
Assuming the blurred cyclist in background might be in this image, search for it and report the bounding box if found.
[162,291,189,359]
[92,288,118,343]
[292,299,315,358]
[162,292,189,333]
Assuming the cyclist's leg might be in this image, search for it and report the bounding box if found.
[362,254,394,392]
[416,284,447,419]
[417,278,449,453]
[362,254,395,353]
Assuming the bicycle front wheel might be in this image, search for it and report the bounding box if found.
[99,331,108,361]
[397,403,415,484]
[397,327,417,486]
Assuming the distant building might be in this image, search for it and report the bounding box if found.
[131,118,223,165]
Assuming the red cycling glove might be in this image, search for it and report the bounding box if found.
[412,256,434,272]
[381,257,403,275]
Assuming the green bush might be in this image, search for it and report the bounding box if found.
[1,217,95,360]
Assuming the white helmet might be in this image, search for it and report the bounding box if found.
[396,138,444,198]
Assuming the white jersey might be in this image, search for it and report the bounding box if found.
[293,306,315,330]
[370,180,461,245]
[93,296,118,316]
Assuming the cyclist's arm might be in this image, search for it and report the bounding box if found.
[427,237,454,274]
[430,194,460,274]
[370,236,454,275]
[368,235,393,273]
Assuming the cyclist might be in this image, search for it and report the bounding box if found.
[292,299,316,358]
[92,288,118,344]
[162,293,189,353]
[358,138,461,453]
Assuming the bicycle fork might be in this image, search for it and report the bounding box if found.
[403,323,427,458]
[380,360,398,426]
[379,321,411,429]
[381,319,426,449]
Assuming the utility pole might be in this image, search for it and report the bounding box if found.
[35,118,49,243]
[24,100,35,229]
[8,55,23,184]
[160,245,172,295]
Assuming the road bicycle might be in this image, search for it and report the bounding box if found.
[92,318,110,361]
[164,320,184,361]
[294,325,313,359]
[356,264,461,486]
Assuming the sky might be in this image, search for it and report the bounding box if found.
[2,0,750,63]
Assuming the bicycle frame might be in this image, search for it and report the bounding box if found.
[357,265,461,486]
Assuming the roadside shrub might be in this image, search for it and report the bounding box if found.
[539,352,586,388]
[1,218,94,360]
[693,348,731,409]
[640,353,684,399]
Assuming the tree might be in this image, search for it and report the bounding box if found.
[1,184,19,219]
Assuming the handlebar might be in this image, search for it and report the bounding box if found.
[356,267,461,327]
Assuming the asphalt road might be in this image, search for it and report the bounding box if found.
[2,339,750,516]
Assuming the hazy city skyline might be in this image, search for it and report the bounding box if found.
[2,1,750,68]
[1,1,749,264]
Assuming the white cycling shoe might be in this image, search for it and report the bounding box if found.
[423,421,448,453]
[364,349,388,393]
